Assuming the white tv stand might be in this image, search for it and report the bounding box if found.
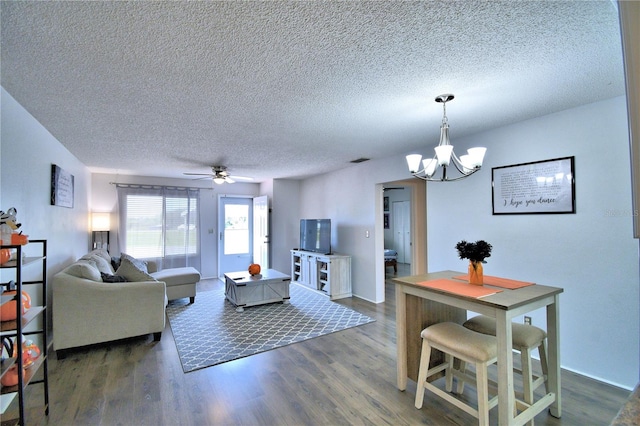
[290,249,351,300]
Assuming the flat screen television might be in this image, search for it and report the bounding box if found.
[300,219,331,254]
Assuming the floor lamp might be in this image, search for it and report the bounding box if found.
[91,212,110,251]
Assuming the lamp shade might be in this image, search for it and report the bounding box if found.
[406,154,423,173]
[434,145,453,166]
[423,158,438,177]
[91,212,111,231]
[467,147,487,167]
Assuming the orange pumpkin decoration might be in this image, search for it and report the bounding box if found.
[10,234,28,245]
[0,337,40,387]
[248,263,261,276]
[0,291,31,321]
[20,338,41,368]
[0,249,10,265]
[1,365,19,387]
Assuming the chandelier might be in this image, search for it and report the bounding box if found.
[406,94,486,182]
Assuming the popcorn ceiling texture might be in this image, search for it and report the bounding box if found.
[0,1,625,181]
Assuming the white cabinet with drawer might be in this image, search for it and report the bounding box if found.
[291,250,351,300]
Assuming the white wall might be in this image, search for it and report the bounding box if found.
[268,179,301,274]
[299,157,411,303]
[1,88,92,333]
[91,173,261,279]
[93,174,298,279]
[300,96,638,389]
[426,96,638,389]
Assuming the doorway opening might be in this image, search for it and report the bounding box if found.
[376,178,427,302]
[217,195,270,279]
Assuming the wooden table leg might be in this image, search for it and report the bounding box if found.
[547,295,562,418]
[496,312,515,425]
[396,284,407,391]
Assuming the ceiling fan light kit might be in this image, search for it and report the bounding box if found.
[407,94,487,182]
[184,166,252,185]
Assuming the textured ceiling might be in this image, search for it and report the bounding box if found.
[0,1,626,182]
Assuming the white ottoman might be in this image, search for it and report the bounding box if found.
[151,267,200,304]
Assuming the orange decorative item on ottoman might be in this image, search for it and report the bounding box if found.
[248,263,261,276]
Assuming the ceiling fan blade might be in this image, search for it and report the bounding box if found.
[232,175,253,181]
[185,166,252,184]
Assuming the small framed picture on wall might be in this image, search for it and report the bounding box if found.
[383,196,389,212]
[384,213,390,229]
[51,164,74,208]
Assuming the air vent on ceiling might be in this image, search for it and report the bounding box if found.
[350,158,370,164]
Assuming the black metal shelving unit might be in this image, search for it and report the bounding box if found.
[0,240,49,426]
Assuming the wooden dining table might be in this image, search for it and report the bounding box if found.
[392,270,563,425]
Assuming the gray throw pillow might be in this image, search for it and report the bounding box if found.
[115,256,156,282]
[100,272,128,283]
[120,253,149,273]
[111,256,121,271]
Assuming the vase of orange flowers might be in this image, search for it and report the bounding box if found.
[455,240,492,285]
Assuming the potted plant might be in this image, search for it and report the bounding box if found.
[455,240,492,285]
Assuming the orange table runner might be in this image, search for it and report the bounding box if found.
[452,274,534,289]
[416,278,503,298]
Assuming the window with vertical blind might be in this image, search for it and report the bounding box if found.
[116,184,200,270]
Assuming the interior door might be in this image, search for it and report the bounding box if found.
[253,195,269,269]
[393,200,411,264]
[218,196,253,278]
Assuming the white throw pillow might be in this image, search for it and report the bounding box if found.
[64,260,102,282]
[116,256,156,282]
[89,248,112,263]
[80,253,114,275]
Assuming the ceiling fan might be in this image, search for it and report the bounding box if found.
[184,166,253,184]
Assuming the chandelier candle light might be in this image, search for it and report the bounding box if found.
[406,94,487,182]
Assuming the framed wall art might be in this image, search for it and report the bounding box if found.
[492,156,575,215]
[51,164,74,208]
[383,196,389,212]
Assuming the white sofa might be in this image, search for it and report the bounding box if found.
[52,249,199,358]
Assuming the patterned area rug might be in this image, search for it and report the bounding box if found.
[166,283,375,373]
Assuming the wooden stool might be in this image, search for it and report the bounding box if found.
[415,322,498,426]
[463,315,548,406]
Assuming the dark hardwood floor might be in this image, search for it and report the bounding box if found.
[31,265,630,425]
